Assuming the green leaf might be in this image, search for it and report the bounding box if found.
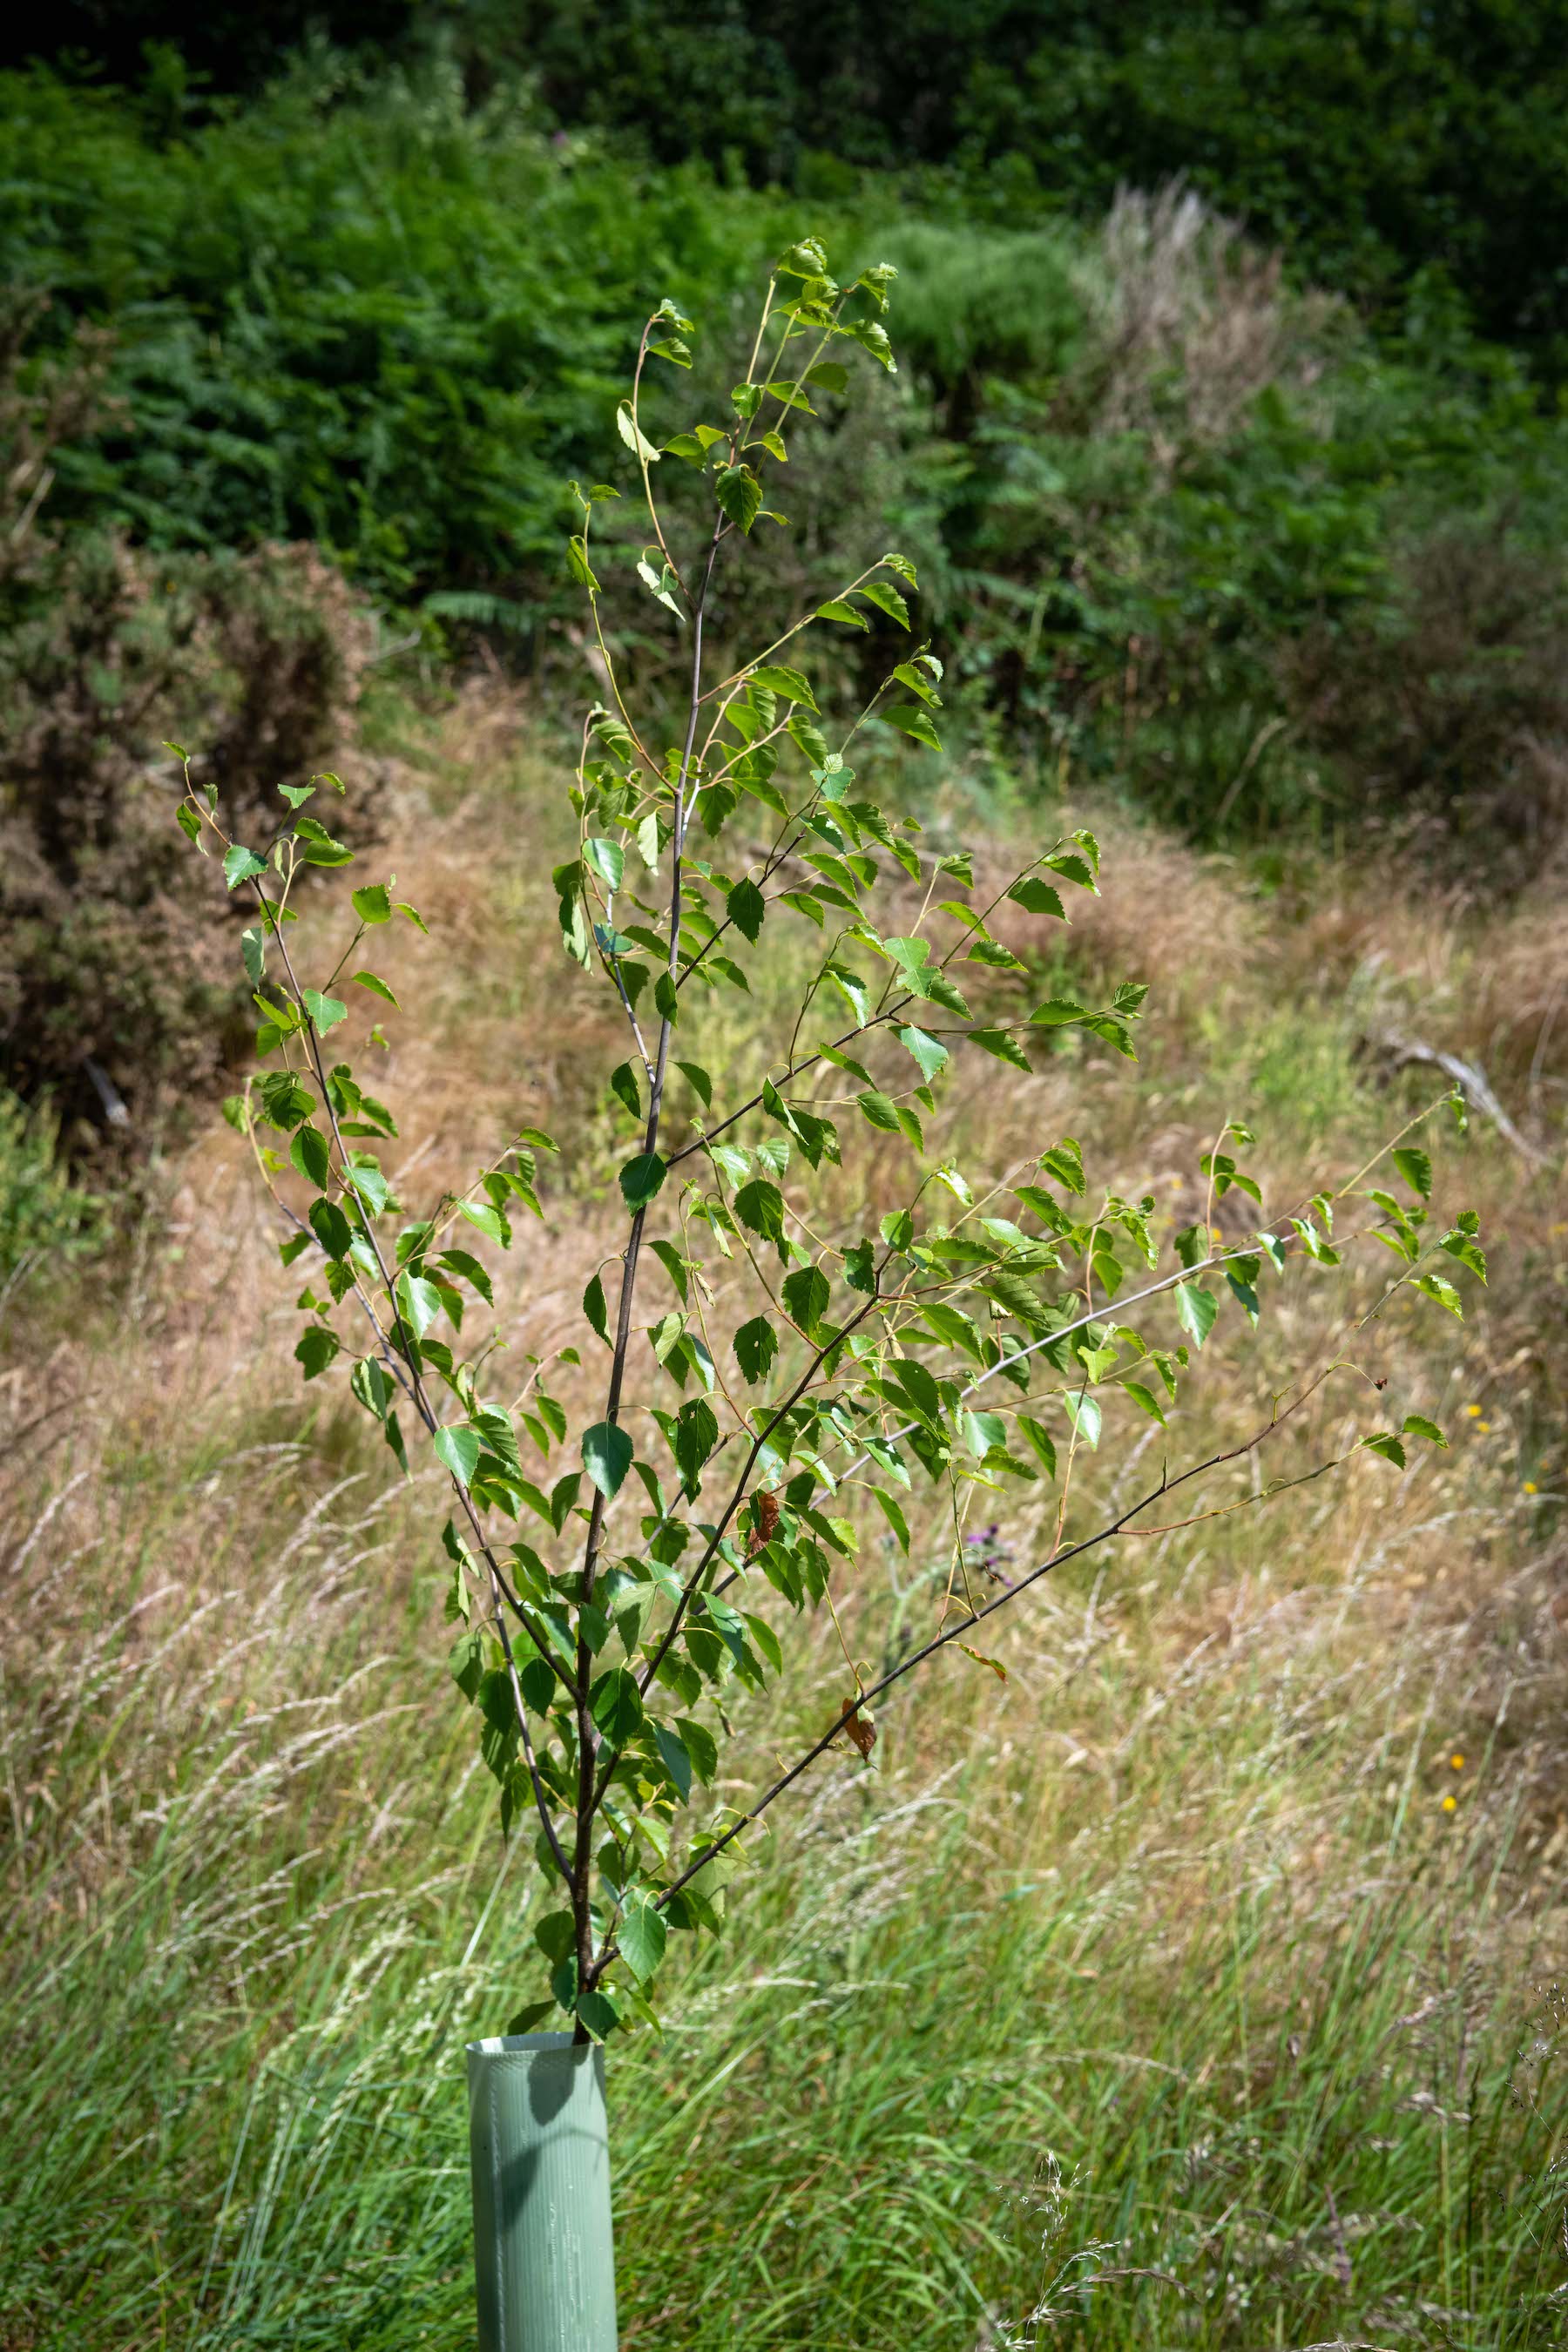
[435,1423,482,1485]
[1064,1393,1101,1449]
[437,1248,493,1303]
[459,1200,509,1243]
[309,1197,352,1260]
[883,705,942,752]
[294,1324,339,1380]
[715,464,762,534]
[858,581,910,628]
[652,1239,690,1302]
[816,598,868,629]
[1362,1432,1408,1470]
[616,400,661,465]
[895,1025,949,1083]
[733,1316,778,1384]
[302,990,348,1035]
[619,1153,667,1213]
[342,1159,389,1216]
[290,1124,331,1189]
[870,1487,910,1553]
[651,1721,692,1801]
[583,1422,633,1499]
[1402,1413,1449,1449]
[781,1266,829,1333]
[223,845,267,891]
[1007,877,1067,921]
[747,664,817,711]
[589,1666,644,1745]
[294,815,353,867]
[733,1179,785,1243]
[673,1398,720,1490]
[727,878,767,942]
[967,1028,1031,1073]
[1123,1380,1167,1427]
[585,836,625,891]
[618,1895,667,1984]
[237,929,267,990]
[1040,1139,1086,1194]
[674,1061,712,1110]
[856,1089,902,1134]
[1392,1146,1433,1200]
[352,883,392,925]
[583,1273,609,1344]
[1176,1283,1219,1348]
[609,1063,642,1120]
[351,971,398,1006]
[1030,998,1089,1026]
[395,1271,442,1340]
[1017,1417,1058,1478]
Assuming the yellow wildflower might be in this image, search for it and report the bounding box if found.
[1443,1794,1457,1812]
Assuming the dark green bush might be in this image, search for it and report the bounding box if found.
[4,56,1568,891]
[0,295,384,1141]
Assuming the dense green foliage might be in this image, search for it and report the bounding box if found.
[6,54,1568,878]
[14,3,1568,369]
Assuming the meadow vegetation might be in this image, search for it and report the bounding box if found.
[2,700,1564,2345]
[0,27,1565,2352]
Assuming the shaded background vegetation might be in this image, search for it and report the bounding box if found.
[0,8,1565,2347]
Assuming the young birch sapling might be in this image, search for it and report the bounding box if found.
[175,241,1485,2042]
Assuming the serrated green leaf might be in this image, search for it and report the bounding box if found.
[895,1025,949,1082]
[435,1423,481,1485]
[616,400,661,464]
[583,1422,633,1499]
[747,663,817,711]
[715,464,762,534]
[1007,877,1067,921]
[590,1665,644,1744]
[1402,1413,1449,1448]
[733,1315,778,1383]
[1392,1146,1433,1200]
[1176,1283,1219,1348]
[727,878,767,942]
[290,1124,331,1188]
[619,1153,667,1213]
[619,1895,667,1983]
[859,582,910,628]
[302,990,348,1034]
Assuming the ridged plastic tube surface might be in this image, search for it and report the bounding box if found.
[467,2031,618,2352]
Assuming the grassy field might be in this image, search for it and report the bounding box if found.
[0,693,1563,2350]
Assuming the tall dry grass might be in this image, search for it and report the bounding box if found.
[1,705,1564,2347]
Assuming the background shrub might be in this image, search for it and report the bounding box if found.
[0,294,383,1139]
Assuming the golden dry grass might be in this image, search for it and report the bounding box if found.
[1,700,1564,2346]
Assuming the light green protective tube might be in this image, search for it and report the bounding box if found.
[466,2031,618,2352]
